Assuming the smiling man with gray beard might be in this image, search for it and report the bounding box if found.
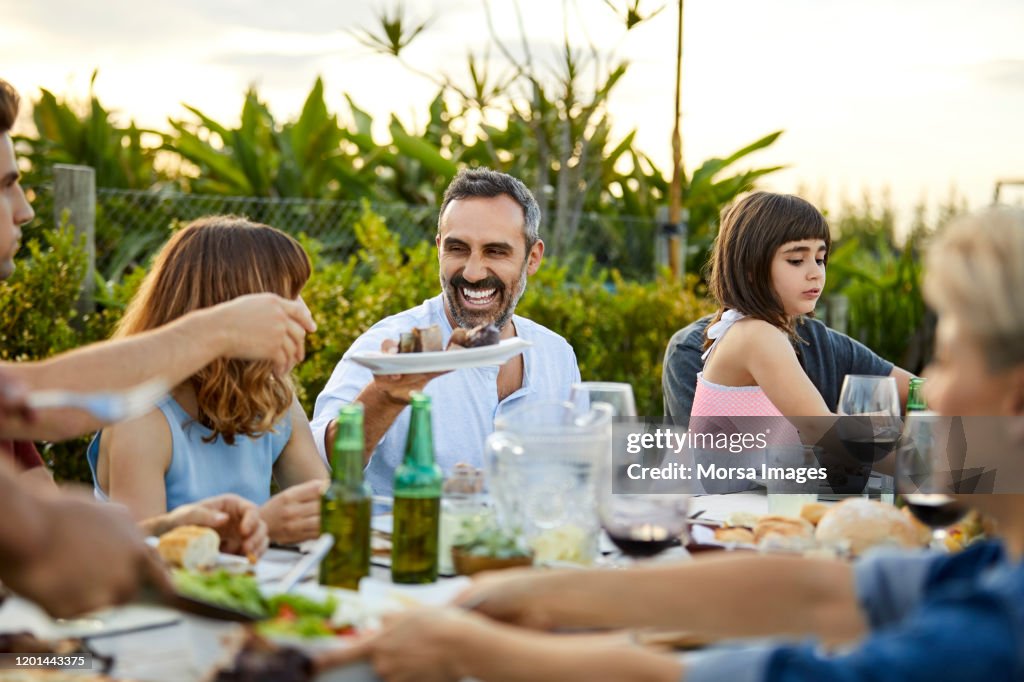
[311,168,580,495]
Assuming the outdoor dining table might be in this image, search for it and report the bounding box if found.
[0,493,780,681]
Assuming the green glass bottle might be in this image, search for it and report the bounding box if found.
[896,377,929,509]
[391,393,442,584]
[319,403,372,590]
[906,377,928,413]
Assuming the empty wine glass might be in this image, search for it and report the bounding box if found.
[571,382,644,501]
[896,412,969,546]
[570,382,637,417]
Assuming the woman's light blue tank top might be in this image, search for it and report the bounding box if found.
[86,397,292,511]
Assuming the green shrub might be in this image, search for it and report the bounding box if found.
[0,216,116,482]
[0,217,92,360]
[517,267,714,416]
[822,194,955,372]
[294,203,438,409]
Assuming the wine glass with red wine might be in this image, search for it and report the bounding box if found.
[599,494,690,561]
[837,375,902,461]
[896,412,970,544]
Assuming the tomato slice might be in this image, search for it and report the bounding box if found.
[276,604,298,621]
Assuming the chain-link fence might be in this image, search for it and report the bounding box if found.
[25,185,661,281]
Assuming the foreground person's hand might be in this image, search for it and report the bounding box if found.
[212,294,317,376]
[0,368,35,429]
[317,608,478,682]
[5,493,171,618]
[454,567,563,629]
[260,479,325,545]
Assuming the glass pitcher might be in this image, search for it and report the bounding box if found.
[485,400,613,565]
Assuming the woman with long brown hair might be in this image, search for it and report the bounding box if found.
[87,216,328,545]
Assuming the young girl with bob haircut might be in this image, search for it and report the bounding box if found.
[87,216,328,544]
[691,191,836,419]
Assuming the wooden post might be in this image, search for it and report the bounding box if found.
[667,0,686,280]
[53,164,96,316]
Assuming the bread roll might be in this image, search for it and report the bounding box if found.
[157,525,220,569]
[800,502,829,526]
[753,515,814,543]
[815,499,930,556]
[714,527,755,544]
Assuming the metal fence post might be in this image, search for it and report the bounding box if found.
[53,164,96,315]
[825,294,849,335]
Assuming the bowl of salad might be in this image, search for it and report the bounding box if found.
[172,570,400,649]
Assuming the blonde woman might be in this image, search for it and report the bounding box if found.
[87,216,328,545]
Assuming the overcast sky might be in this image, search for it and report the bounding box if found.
[4,0,1024,225]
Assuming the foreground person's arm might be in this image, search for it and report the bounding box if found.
[456,553,866,643]
[681,555,1021,682]
[0,294,315,442]
[0,460,170,617]
[318,608,684,682]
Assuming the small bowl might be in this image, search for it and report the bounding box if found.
[451,547,534,576]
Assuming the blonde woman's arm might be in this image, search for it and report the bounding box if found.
[319,608,684,682]
[453,553,865,644]
[140,494,269,558]
[890,366,915,412]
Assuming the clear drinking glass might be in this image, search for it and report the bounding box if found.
[439,465,488,575]
[765,445,820,516]
[570,382,637,417]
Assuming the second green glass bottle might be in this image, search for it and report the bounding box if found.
[391,393,442,584]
